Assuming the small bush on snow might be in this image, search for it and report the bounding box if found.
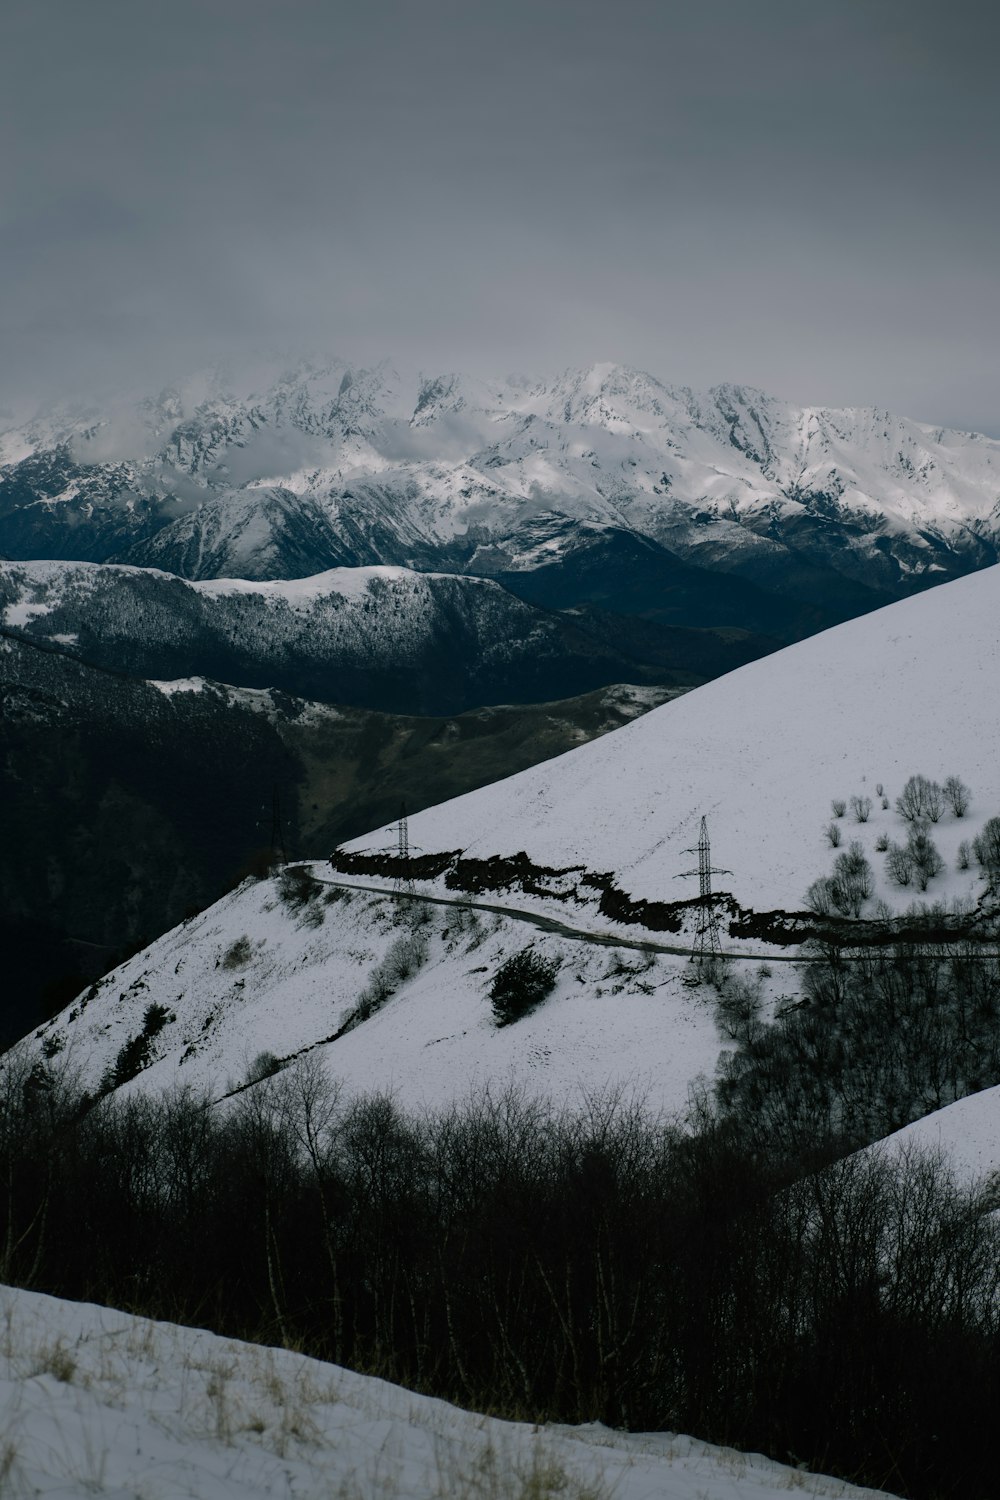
[278,865,323,911]
[490,949,559,1027]
[339,931,431,1034]
[247,1051,284,1084]
[222,935,253,969]
[944,775,972,817]
[896,774,944,825]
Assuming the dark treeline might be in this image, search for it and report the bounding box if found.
[715,937,1000,1157]
[2,1051,1000,1500]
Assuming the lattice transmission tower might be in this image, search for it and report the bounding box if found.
[677,816,730,964]
[393,801,415,892]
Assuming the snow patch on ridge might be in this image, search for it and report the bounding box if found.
[3,599,56,628]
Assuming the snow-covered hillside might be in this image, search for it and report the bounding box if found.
[875,1086,1000,1186]
[22,566,999,1114]
[2,358,997,603]
[344,563,1000,915]
[0,1286,898,1500]
[31,872,724,1112]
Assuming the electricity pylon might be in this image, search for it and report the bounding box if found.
[393,801,415,892]
[677,816,730,964]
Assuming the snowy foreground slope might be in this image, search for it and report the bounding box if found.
[0,1286,900,1500]
[23,565,1000,1113]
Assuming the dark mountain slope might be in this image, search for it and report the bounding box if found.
[0,628,673,1039]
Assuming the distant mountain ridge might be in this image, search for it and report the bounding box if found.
[0,559,771,713]
[2,359,997,618]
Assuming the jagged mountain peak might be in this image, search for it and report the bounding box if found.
[2,358,998,596]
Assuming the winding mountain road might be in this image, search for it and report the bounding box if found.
[316,872,803,963]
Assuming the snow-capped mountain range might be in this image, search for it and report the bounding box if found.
[2,359,998,617]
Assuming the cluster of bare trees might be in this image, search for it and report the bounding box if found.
[1,1052,999,1497]
[896,774,971,823]
[806,841,874,916]
[885,824,945,891]
[715,936,1000,1156]
[819,774,990,907]
[881,774,973,893]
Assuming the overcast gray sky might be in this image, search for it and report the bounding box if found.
[2,0,997,431]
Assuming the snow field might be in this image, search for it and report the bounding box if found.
[0,1286,901,1500]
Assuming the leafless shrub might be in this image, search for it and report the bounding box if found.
[278,865,323,911]
[247,1051,284,1084]
[886,841,914,887]
[944,776,971,817]
[715,972,765,1042]
[896,774,944,824]
[832,842,874,916]
[222,935,252,970]
[340,930,431,1033]
[907,826,944,891]
[973,818,1000,894]
[850,795,872,823]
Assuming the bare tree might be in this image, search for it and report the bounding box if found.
[943,775,971,817]
[886,841,914,887]
[833,842,874,916]
[805,876,838,916]
[907,826,944,891]
[895,774,944,824]
[923,780,945,823]
[850,795,873,823]
[972,817,1000,894]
